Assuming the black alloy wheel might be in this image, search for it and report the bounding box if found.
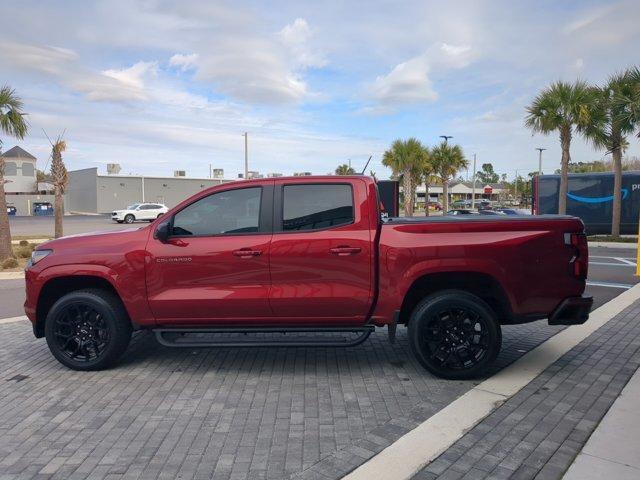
[408,290,501,379]
[45,289,132,371]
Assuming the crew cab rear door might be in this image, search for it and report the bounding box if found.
[269,179,374,324]
[145,182,274,324]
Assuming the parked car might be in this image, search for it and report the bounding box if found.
[446,209,479,215]
[497,208,531,216]
[451,200,471,209]
[6,205,17,216]
[111,203,168,223]
[477,200,493,210]
[478,210,505,215]
[25,176,591,379]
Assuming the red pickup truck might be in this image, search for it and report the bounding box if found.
[24,176,592,379]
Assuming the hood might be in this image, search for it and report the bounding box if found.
[37,227,143,250]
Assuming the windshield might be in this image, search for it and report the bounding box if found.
[126,204,141,210]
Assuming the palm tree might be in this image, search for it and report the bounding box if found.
[0,86,28,261]
[430,142,468,212]
[421,150,438,216]
[584,69,638,237]
[525,80,601,214]
[49,136,68,238]
[613,67,640,138]
[335,164,356,175]
[382,138,428,216]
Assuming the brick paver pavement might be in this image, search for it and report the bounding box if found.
[0,321,564,480]
[412,300,640,480]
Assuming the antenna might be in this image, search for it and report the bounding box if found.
[360,155,373,175]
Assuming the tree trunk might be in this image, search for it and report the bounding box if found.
[442,181,449,212]
[424,183,430,216]
[558,127,571,215]
[402,170,413,217]
[0,154,15,261]
[611,143,623,238]
[54,185,64,238]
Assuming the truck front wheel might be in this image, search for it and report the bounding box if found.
[44,289,132,371]
[408,290,501,380]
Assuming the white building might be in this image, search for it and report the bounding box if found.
[1,146,37,193]
[415,181,507,203]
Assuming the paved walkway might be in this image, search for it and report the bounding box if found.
[412,298,640,480]
[563,364,640,479]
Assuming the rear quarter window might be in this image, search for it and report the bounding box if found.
[282,184,354,231]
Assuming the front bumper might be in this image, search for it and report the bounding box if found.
[548,296,593,325]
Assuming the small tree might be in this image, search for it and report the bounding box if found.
[382,138,428,216]
[476,163,500,184]
[431,142,468,212]
[525,80,601,214]
[49,136,68,238]
[0,86,28,261]
[335,164,356,175]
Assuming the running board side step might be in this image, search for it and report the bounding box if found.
[154,325,375,348]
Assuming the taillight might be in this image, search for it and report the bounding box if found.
[564,232,588,279]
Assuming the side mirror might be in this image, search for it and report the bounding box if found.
[154,221,171,242]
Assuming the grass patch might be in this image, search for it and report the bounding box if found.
[588,235,638,243]
[1,243,35,271]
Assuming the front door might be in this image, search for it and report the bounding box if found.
[268,180,374,324]
[145,184,274,325]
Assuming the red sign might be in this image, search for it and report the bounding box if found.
[484,186,493,194]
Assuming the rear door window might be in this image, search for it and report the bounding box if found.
[282,184,354,231]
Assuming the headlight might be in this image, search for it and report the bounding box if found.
[30,249,53,265]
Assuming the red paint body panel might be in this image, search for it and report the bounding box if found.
[24,176,587,333]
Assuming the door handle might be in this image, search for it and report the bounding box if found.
[233,249,262,258]
[329,246,361,256]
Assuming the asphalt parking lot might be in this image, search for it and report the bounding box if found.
[1,216,638,479]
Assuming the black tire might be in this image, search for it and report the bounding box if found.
[124,214,135,224]
[44,289,132,371]
[408,290,501,380]
[116,220,124,224]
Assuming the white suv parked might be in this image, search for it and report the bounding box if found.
[111,203,168,224]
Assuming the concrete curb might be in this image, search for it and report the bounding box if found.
[0,315,28,324]
[11,238,50,245]
[344,283,640,480]
[589,241,637,250]
[0,272,25,280]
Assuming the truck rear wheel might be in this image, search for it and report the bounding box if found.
[408,290,501,380]
[44,289,132,371]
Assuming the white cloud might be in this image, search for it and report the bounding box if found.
[169,53,199,71]
[278,18,327,69]
[366,42,473,112]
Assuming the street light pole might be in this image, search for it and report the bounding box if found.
[536,148,546,177]
[440,135,453,144]
[471,153,477,209]
[243,132,249,179]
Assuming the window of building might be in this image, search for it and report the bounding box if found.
[282,184,354,231]
[4,162,17,176]
[172,187,262,236]
[21,162,34,177]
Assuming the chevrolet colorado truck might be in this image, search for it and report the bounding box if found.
[24,176,592,379]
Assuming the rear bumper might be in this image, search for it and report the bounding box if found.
[548,296,593,326]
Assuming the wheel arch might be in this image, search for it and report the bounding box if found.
[35,275,126,338]
[399,271,513,326]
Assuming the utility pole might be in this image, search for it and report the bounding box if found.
[243,132,249,179]
[514,169,519,199]
[471,153,477,209]
[440,135,453,144]
[536,148,546,176]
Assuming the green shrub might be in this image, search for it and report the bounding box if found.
[1,258,19,269]
[18,240,29,247]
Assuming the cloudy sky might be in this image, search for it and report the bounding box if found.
[0,0,638,180]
